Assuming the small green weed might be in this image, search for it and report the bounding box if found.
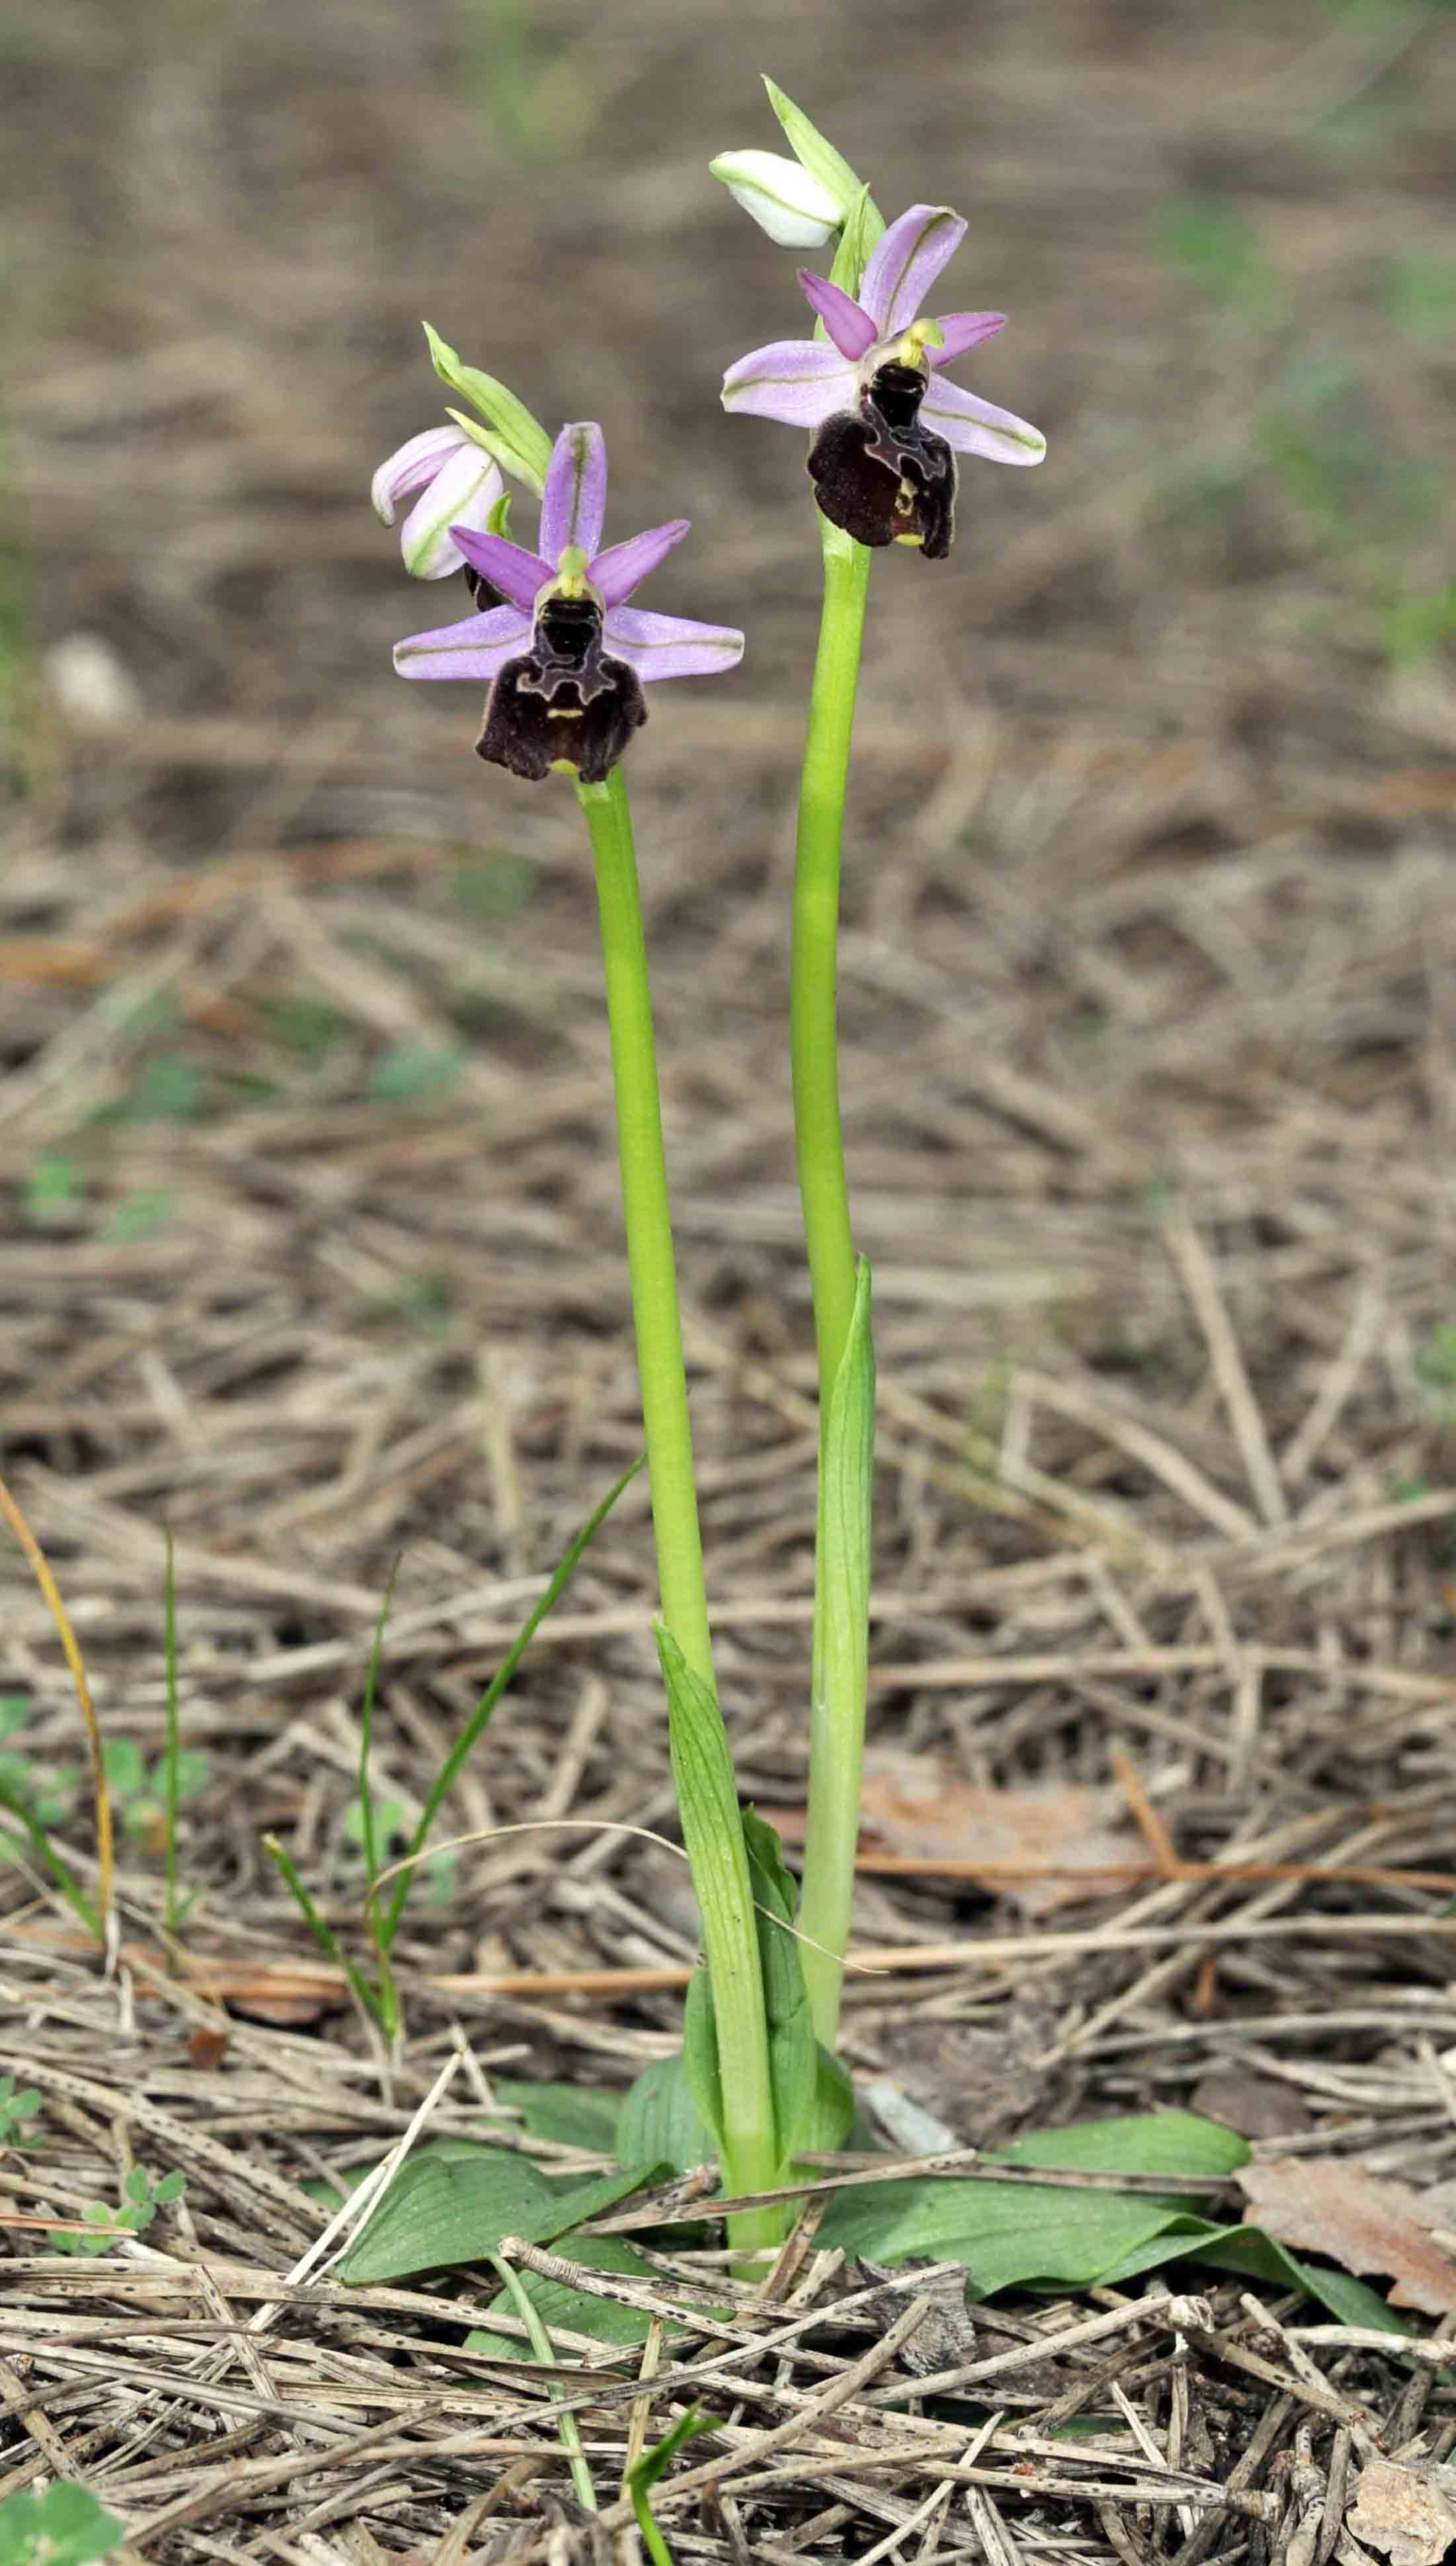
[23,1155,83,1227]
[0,2481,126,2566]
[48,2165,186,2257]
[1153,196,1274,317]
[0,2076,42,2150]
[110,1054,208,1122]
[0,1697,77,1834]
[102,1737,210,1842]
[267,996,350,1060]
[1381,582,1456,668]
[369,1041,466,1105]
[1384,252,1456,340]
[453,852,538,916]
[101,1189,176,1243]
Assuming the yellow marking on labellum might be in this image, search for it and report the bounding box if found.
[550,543,599,604]
[548,756,582,774]
[895,319,944,366]
[893,531,926,547]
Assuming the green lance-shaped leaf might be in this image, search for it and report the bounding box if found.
[742,1807,818,2166]
[422,322,553,493]
[762,77,883,251]
[681,1960,726,2152]
[655,1629,778,2208]
[675,1812,853,2175]
[340,2148,654,2287]
[617,2048,719,2177]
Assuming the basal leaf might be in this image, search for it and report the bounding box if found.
[617,2054,717,2177]
[995,2111,1250,2181]
[1284,2259,1418,2337]
[1095,2216,1424,2337]
[340,2148,656,2286]
[820,2113,1248,2295]
[465,2232,666,2360]
[819,2167,1195,2294]
[0,2480,126,2566]
[804,2041,856,2157]
[492,2080,621,2156]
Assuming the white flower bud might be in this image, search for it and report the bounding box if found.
[709,149,843,249]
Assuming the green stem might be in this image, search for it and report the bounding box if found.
[791,523,874,2054]
[578,768,714,1692]
[577,768,781,2258]
[791,522,870,1410]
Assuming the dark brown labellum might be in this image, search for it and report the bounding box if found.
[463,563,506,610]
[477,595,647,783]
[806,360,956,559]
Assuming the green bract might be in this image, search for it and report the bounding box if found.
[422,321,553,493]
[762,76,884,251]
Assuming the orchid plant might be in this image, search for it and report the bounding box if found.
[365,84,1044,2262]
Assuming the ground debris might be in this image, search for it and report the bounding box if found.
[1348,2456,1456,2566]
[1239,2159,1456,2315]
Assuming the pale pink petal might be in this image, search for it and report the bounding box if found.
[371,424,467,524]
[588,519,689,608]
[398,440,504,578]
[540,422,607,565]
[928,311,1008,366]
[603,606,744,682]
[795,271,878,360]
[860,204,967,334]
[448,528,553,611]
[721,338,856,430]
[921,372,1046,465]
[393,602,531,682]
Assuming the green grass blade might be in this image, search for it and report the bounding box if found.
[0,1781,99,1939]
[627,2407,714,2566]
[262,1832,384,2028]
[379,1454,644,1947]
[487,2252,597,2512]
[161,1526,181,1937]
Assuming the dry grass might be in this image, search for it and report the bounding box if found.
[3,0,1455,2552]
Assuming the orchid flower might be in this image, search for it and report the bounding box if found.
[722,202,1045,557]
[371,425,506,580]
[393,422,744,783]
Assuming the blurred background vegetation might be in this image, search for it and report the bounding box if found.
[1,0,1453,1639]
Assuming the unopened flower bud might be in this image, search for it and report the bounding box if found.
[709,149,843,249]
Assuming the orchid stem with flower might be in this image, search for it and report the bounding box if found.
[718,87,1046,2047]
[377,379,783,2253]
